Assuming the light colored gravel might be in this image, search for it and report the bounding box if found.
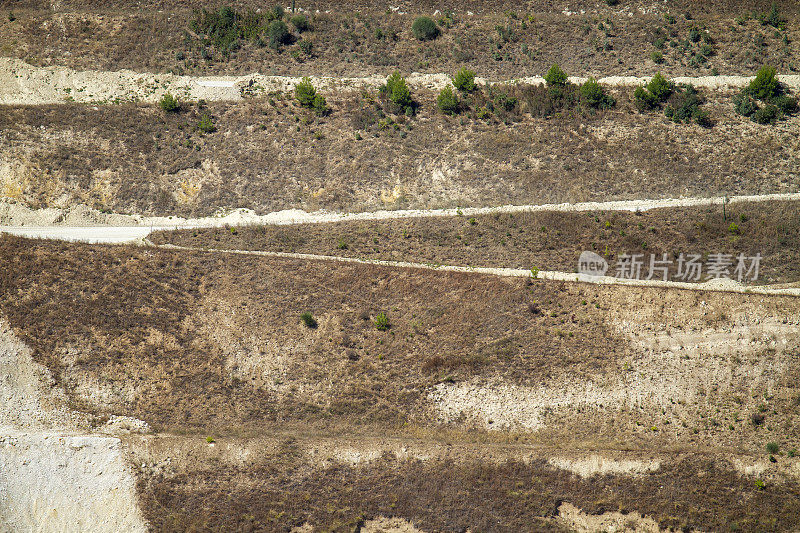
[2,57,799,105]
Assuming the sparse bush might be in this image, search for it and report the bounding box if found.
[753,104,779,124]
[749,65,780,100]
[197,114,216,133]
[651,51,664,64]
[766,442,780,454]
[290,14,310,32]
[647,72,674,101]
[751,411,766,425]
[789,448,797,458]
[544,64,568,86]
[268,20,290,49]
[733,92,758,116]
[580,77,615,109]
[312,94,329,116]
[663,84,710,126]
[437,85,459,114]
[412,16,439,41]
[298,39,313,56]
[294,77,317,107]
[374,312,390,331]
[300,312,317,328]
[759,2,786,30]
[453,68,477,93]
[381,71,414,112]
[159,92,180,112]
[634,86,658,111]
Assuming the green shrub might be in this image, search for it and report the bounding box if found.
[728,222,740,234]
[766,442,780,454]
[290,14,310,32]
[412,16,439,40]
[453,68,477,92]
[580,77,615,109]
[437,85,459,114]
[663,85,709,125]
[382,71,413,111]
[374,312,391,331]
[294,76,317,107]
[544,63,568,86]
[651,51,664,64]
[634,86,658,111]
[749,65,780,100]
[733,92,758,116]
[770,94,798,114]
[197,114,216,133]
[159,92,180,112]
[268,20,290,48]
[789,448,797,458]
[753,104,779,124]
[647,72,674,101]
[300,312,317,328]
[759,2,786,30]
[312,94,329,116]
[298,39,313,56]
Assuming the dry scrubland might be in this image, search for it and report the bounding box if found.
[1,236,800,531]
[1,89,799,218]
[2,1,800,531]
[153,199,800,284]
[1,0,799,76]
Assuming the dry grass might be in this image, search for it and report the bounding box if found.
[1,2,798,76]
[1,89,799,217]
[153,200,800,284]
[138,451,800,532]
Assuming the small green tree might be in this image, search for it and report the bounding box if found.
[580,77,615,109]
[544,64,568,86]
[295,77,317,107]
[197,114,216,133]
[646,72,674,101]
[300,312,317,328]
[412,16,439,40]
[748,65,780,100]
[159,92,180,112]
[453,68,477,92]
[374,312,391,331]
[383,71,413,111]
[437,85,459,114]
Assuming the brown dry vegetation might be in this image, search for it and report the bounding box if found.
[153,200,800,284]
[1,88,799,218]
[137,451,800,532]
[0,236,798,445]
[2,238,800,531]
[0,1,798,76]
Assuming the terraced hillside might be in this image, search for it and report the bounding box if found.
[1,0,800,532]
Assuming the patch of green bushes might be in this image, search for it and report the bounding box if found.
[197,114,216,133]
[189,5,288,56]
[579,77,615,109]
[373,312,391,331]
[664,84,711,126]
[294,77,329,115]
[159,92,180,112]
[634,73,674,111]
[380,71,414,114]
[412,16,439,41]
[544,64,568,86]
[437,85,459,114]
[268,20,290,49]
[300,312,317,328]
[290,14,310,32]
[733,65,797,124]
[453,68,477,93]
